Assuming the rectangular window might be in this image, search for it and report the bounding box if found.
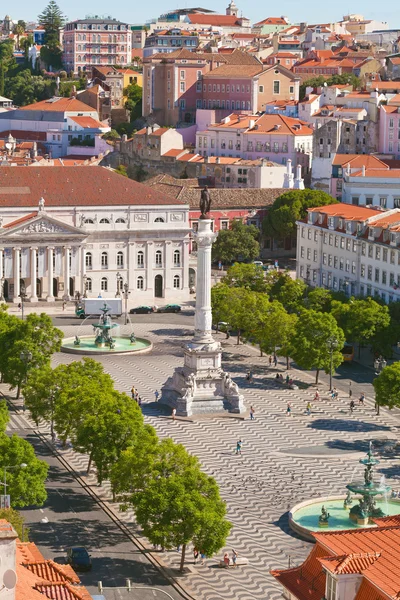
[352,261,356,274]
[322,253,327,265]
[334,236,339,248]
[367,266,372,280]
[180,70,185,79]
[308,229,312,240]
[334,256,338,268]
[376,247,381,260]
[180,82,185,92]
[345,259,350,272]
[300,246,304,258]
[273,80,280,94]
[323,233,328,244]
[329,234,333,245]
[340,238,345,249]
[390,250,395,264]
[368,245,373,258]
[328,254,332,266]
[314,231,318,242]
[375,268,380,283]
[366,197,373,206]
[339,258,344,270]
[361,264,365,277]
[307,248,311,260]
[382,271,387,285]
[346,239,351,251]
[383,248,388,262]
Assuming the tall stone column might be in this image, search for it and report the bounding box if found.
[12,247,20,303]
[161,218,245,416]
[30,247,38,302]
[64,246,70,300]
[47,247,54,302]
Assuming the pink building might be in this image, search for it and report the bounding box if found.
[195,113,312,167]
[63,17,131,74]
[379,95,400,158]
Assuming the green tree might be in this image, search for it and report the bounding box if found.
[305,287,334,312]
[0,508,29,540]
[299,74,360,100]
[5,70,56,106]
[0,433,48,507]
[222,262,267,293]
[73,390,145,483]
[12,23,25,49]
[38,0,65,69]
[290,309,345,383]
[257,300,298,367]
[332,298,390,357]
[211,283,231,329]
[212,220,259,264]
[263,189,336,240]
[22,365,60,439]
[0,399,9,432]
[122,438,231,571]
[373,363,400,411]
[124,82,143,121]
[102,129,120,141]
[114,165,128,177]
[266,271,307,313]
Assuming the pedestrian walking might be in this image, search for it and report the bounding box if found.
[138,397,142,407]
[223,553,230,567]
[273,355,278,367]
[236,439,242,455]
[306,401,312,416]
[154,390,160,402]
[200,552,206,565]
[193,548,199,564]
[314,389,320,402]
[359,392,365,406]
[285,373,290,385]
[350,399,355,414]
[131,385,135,399]
[349,382,352,399]
[172,408,176,421]
[269,355,272,367]
[231,549,238,568]
[17,302,21,311]
[226,330,230,339]
[286,402,292,417]
[249,406,255,420]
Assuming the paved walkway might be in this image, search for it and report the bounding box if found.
[7,322,400,600]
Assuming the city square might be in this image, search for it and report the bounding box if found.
[6,309,399,600]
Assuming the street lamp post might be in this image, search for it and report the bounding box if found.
[327,336,338,392]
[123,282,130,325]
[115,271,122,298]
[19,349,33,403]
[374,356,387,415]
[19,284,27,320]
[2,463,27,507]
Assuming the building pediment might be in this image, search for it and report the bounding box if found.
[0,213,86,240]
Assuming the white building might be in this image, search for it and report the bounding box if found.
[342,167,400,210]
[296,203,400,304]
[0,167,190,303]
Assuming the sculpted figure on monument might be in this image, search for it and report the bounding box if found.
[199,186,212,219]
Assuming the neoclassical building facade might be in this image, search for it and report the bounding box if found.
[0,167,191,303]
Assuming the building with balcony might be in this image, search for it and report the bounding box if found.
[296,203,400,303]
[143,28,199,58]
[63,17,131,74]
[379,95,400,158]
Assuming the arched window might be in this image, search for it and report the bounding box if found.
[84,218,94,224]
[115,218,126,223]
[86,277,92,292]
[100,218,110,224]
[155,217,165,223]
[173,250,180,266]
[101,277,108,291]
[137,276,144,290]
[85,252,92,269]
[192,241,198,252]
[137,251,144,267]
[101,252,108,268]
[82,34,86,41]
[77,44,81,50]
[117,251,124,267]
[155,250,162,267]
[77,55,82,62]
[173,275,180,289]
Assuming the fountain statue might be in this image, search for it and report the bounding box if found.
[93,303,119,349]
[343,490,353,509]
[346,442,392,525]
[318,505,330,527]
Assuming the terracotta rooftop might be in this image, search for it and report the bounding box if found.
[187,13,244,26]
[18,97,94,113]
[203,64,263,78]
[351,169,400,178]
[308,203,381,220]
[135,127,170,136]
[24,560,80,584]
[332,154,389,169]
[0,130,47,142]
[0,167,185,207]
[254,16,288,26]
[69,116,105,129]
[318,552,381,574]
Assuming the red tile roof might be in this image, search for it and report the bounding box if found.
[332,154,389,169]
[135,127,170,136]
[187,13,243,26]
[352,169,400,178]
[3,212,38,228]
[19,97,94,113]
[254,17,288,26]
[319,552,381,574]
[34,582,92,600]
[0,130,47,142]
[24,561,80,584]
[0,167,185,207]
[308,203,381,219]
[203,64,263,78]
[69,116,105,128]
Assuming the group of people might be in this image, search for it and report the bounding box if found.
[275,373,295,387]
[131,386,142,407]
[223,549,239,568]
[268,355,278,368]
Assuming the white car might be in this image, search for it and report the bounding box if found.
[253,261,264,268]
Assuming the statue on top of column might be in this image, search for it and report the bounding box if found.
[38,197,45,212]
[199,186,212,219]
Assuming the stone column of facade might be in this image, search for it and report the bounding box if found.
[161,219,245,416]
[182,240,190,291]
[128,242,135,291]
[30,247,38,302]
[146,242,154,294]
[12,247,21,303]
[81,246,86,295]
[164,241,172,295]
[64,246,70,300]
[46,247,54,302]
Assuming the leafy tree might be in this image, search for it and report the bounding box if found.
[22,365,60,439]
[290,309,345,384]
[0,399,9,432]
[0,433,48,507]
[212,220,259,264]
[266,271,307,313]
[211,283,231,329]
[102,129,120,141]
[5,70,56,106]
[373,363,400,411]
[299,74,360,100]
[38,0,65,69]
[257,300,298,367]
[0,508,29,540]
[262,189,336,240]
[122,438,231,571]
[114,165,128,177]
[73,390,145,483]
[124,82,143,121]
[59,78,85,97]
[222,262,267,293]
[20,35,34,58]
[332,298,390,357]
[304,287,334,313]
[12,23,25,49]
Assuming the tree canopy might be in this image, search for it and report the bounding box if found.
[263,189,337,240]
[373,363,400,411]
[124,83,143,121]
[212,220,259,264]
[38,0,65,68]
[221,262,267,293]
[299,74,360,100]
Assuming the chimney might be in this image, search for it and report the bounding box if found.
[294,163,305,189]
[362,165,366,176]
[249,119,255,129]
[0,521,18,600]
[283,158,294,188]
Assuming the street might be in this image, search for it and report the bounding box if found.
[8,411,180,600]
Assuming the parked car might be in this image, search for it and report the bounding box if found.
[129,305,155,314]
[66,547,92,571]
[157,304,181,313]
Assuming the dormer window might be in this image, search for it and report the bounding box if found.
[391,232,397,245]
[319,213,323,224]
[338,219,343,229]
[368,227,375,240]
[357,223,363,234]
[346,222,353,233]
[326,574,337,600]
[308,212,314,224]
[328,217,335,229]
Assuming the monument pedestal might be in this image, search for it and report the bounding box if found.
[161,217,245,417]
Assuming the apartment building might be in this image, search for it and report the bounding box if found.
[296,203,400,303]
[63,17,131,73]
[379,95,400,158]
[143,28,199,58]
[342,167,400,209]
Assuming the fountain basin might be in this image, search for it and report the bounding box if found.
[61,335,152,356]
[290,496,400,541]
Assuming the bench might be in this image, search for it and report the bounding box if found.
[219,557,249,568]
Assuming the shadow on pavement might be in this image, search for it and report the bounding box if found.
[308,419,391,432]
